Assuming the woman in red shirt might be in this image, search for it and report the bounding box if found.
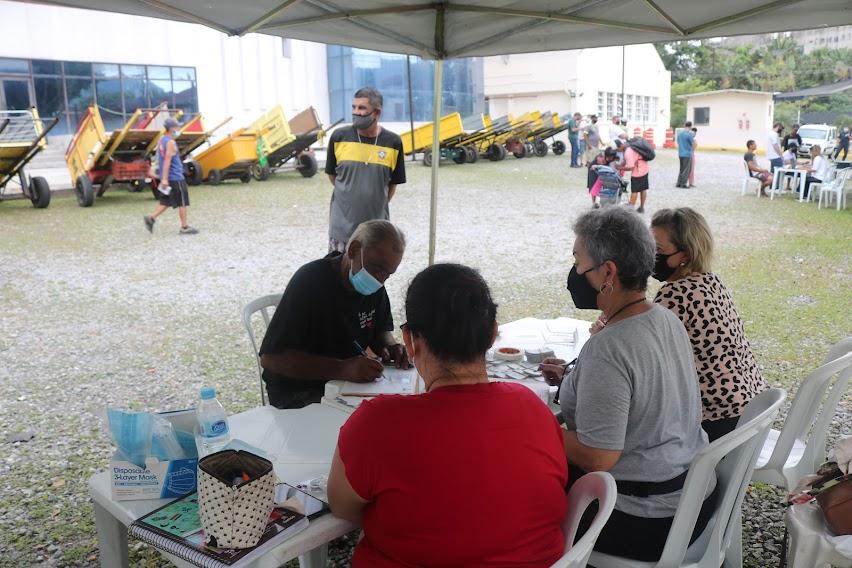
[328,263,569,567]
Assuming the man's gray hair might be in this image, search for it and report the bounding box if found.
[348,220,405,252]
[354,87,383,110]
[573,207,655,291]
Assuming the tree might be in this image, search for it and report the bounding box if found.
[670,79,716,127]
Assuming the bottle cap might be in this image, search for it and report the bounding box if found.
[200,387,216,400]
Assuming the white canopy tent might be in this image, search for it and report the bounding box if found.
[21,0,852,262]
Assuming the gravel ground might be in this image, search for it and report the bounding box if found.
[0,148,849,567]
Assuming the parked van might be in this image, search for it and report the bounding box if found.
[797,124,837,158]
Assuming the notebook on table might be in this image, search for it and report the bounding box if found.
[129,492,308,568]
[339,367,418,396]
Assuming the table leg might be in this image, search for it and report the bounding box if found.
[299,544,328,568]
[93,501,129,568]
[772,169,781,192]
[800,173,807,202]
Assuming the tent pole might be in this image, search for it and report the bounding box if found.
[428,58,443,266]
[407,55,416,162]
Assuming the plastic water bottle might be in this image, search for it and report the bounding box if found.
[196,387,231,456]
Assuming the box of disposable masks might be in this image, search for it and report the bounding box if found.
[108,408,199,501]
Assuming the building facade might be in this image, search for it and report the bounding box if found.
[484,44,671,145]
[681,89,775,152]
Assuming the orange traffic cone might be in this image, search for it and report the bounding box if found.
[643,128,656,148]
[663,128,675,149]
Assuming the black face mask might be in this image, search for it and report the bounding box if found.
[652,251,680,282]
[566,265,601,310]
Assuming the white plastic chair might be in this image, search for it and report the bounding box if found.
[241,293,283,406]
[588,388,786,568]
[806,165,836,202]
[740,161,761,197]
[551,472,618,568]
[752,345,852,491]
[817,166,851,210]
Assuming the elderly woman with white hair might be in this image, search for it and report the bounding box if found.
[541,206,717,562]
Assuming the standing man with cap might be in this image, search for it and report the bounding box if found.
[567,112,582,167]
[144,117,197,235]
[325,87,406,254]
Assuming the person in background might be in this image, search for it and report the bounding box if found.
[325,87,406,254]
[688,127,698,187]
[766,122,785,173]
[799,145,829,200]
[744,140,772,196]
[676,121,695,188]
[782,123,802,151]
[608,115,624,147]
[833,127,850,161]
[650,208,767,442]
[259,220,409,409]
[328,263,568,567]
[541,206,714,562]
[587,147,619,208]
[143,118,198,235]
[781,142,799,191]
[568,112,583,167]
[619,137,650,213]
[583,115,601,166]
[577,115,587,158]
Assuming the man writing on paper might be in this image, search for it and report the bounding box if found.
[259,220,410,409]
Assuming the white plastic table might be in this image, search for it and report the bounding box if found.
[322,317,591,415]
[88,404,356,568]
[771,167,808,201]
[786,501,852,568]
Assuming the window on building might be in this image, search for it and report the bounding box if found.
[327,46,484,122]
[694,107,710,125]
[597,91,604,117]
[281,38,292,59]
[606,92,615,119]
[0,58,29,74]
[625,94,634,122]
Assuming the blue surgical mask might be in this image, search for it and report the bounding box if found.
[349,249,383,296]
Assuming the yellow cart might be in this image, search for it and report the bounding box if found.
[399,112,470,166]
[192,128,259,185]
[0,108,58,208]
[252,106,342,180]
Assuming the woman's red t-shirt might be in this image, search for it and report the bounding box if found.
[338,381,568,567]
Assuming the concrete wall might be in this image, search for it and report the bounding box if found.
[685,92,774,152]
[0,1,330,137]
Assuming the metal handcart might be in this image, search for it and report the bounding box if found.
[251,106,341,180]
[65,106,175,206]
[0,108,58,209]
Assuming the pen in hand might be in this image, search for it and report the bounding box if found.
[352,340,387,380]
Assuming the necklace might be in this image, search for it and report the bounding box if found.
[356,127,380,166]
[603,297,646,326]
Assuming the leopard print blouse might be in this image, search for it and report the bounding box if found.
[654,272,766,422]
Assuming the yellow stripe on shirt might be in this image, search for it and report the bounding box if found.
[334,141,398,168]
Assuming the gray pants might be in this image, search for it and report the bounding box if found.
[677,156,692,187]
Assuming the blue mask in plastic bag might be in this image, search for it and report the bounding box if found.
[107,409,153,468]
[349,249,383,296]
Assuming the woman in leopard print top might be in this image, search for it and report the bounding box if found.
[650,207,767,442]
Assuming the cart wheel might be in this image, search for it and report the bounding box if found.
[534,140,548,157]
[240,171,252,184]
[497,144,508,161]
[487,144,501,162]
[207,169,222,186]
[464,146,479,164]
[552,140,566,155]
[185,160,203,186]
[297,154,318,178]
[29,176,51,209]
[513,144,527,159]
[452,149,467,164]
[251,163,271,181]
[75,175,94,207]
[129,179,143,193]
[525,142,536,157]
[423,150,433,167]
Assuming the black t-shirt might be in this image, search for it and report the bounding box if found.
[744,152,757,177]
[782,134,802,150]
[259,252,394,408]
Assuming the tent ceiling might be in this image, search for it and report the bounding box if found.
[775,78,852,99]
[21,0,852,58]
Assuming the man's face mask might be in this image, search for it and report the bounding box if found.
[566,264,602,310]
[349,248,383,296]
[353,111,376,130]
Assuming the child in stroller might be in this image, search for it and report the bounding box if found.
[587,148,625,207]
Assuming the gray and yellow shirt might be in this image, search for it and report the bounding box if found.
[325,126,406,243]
